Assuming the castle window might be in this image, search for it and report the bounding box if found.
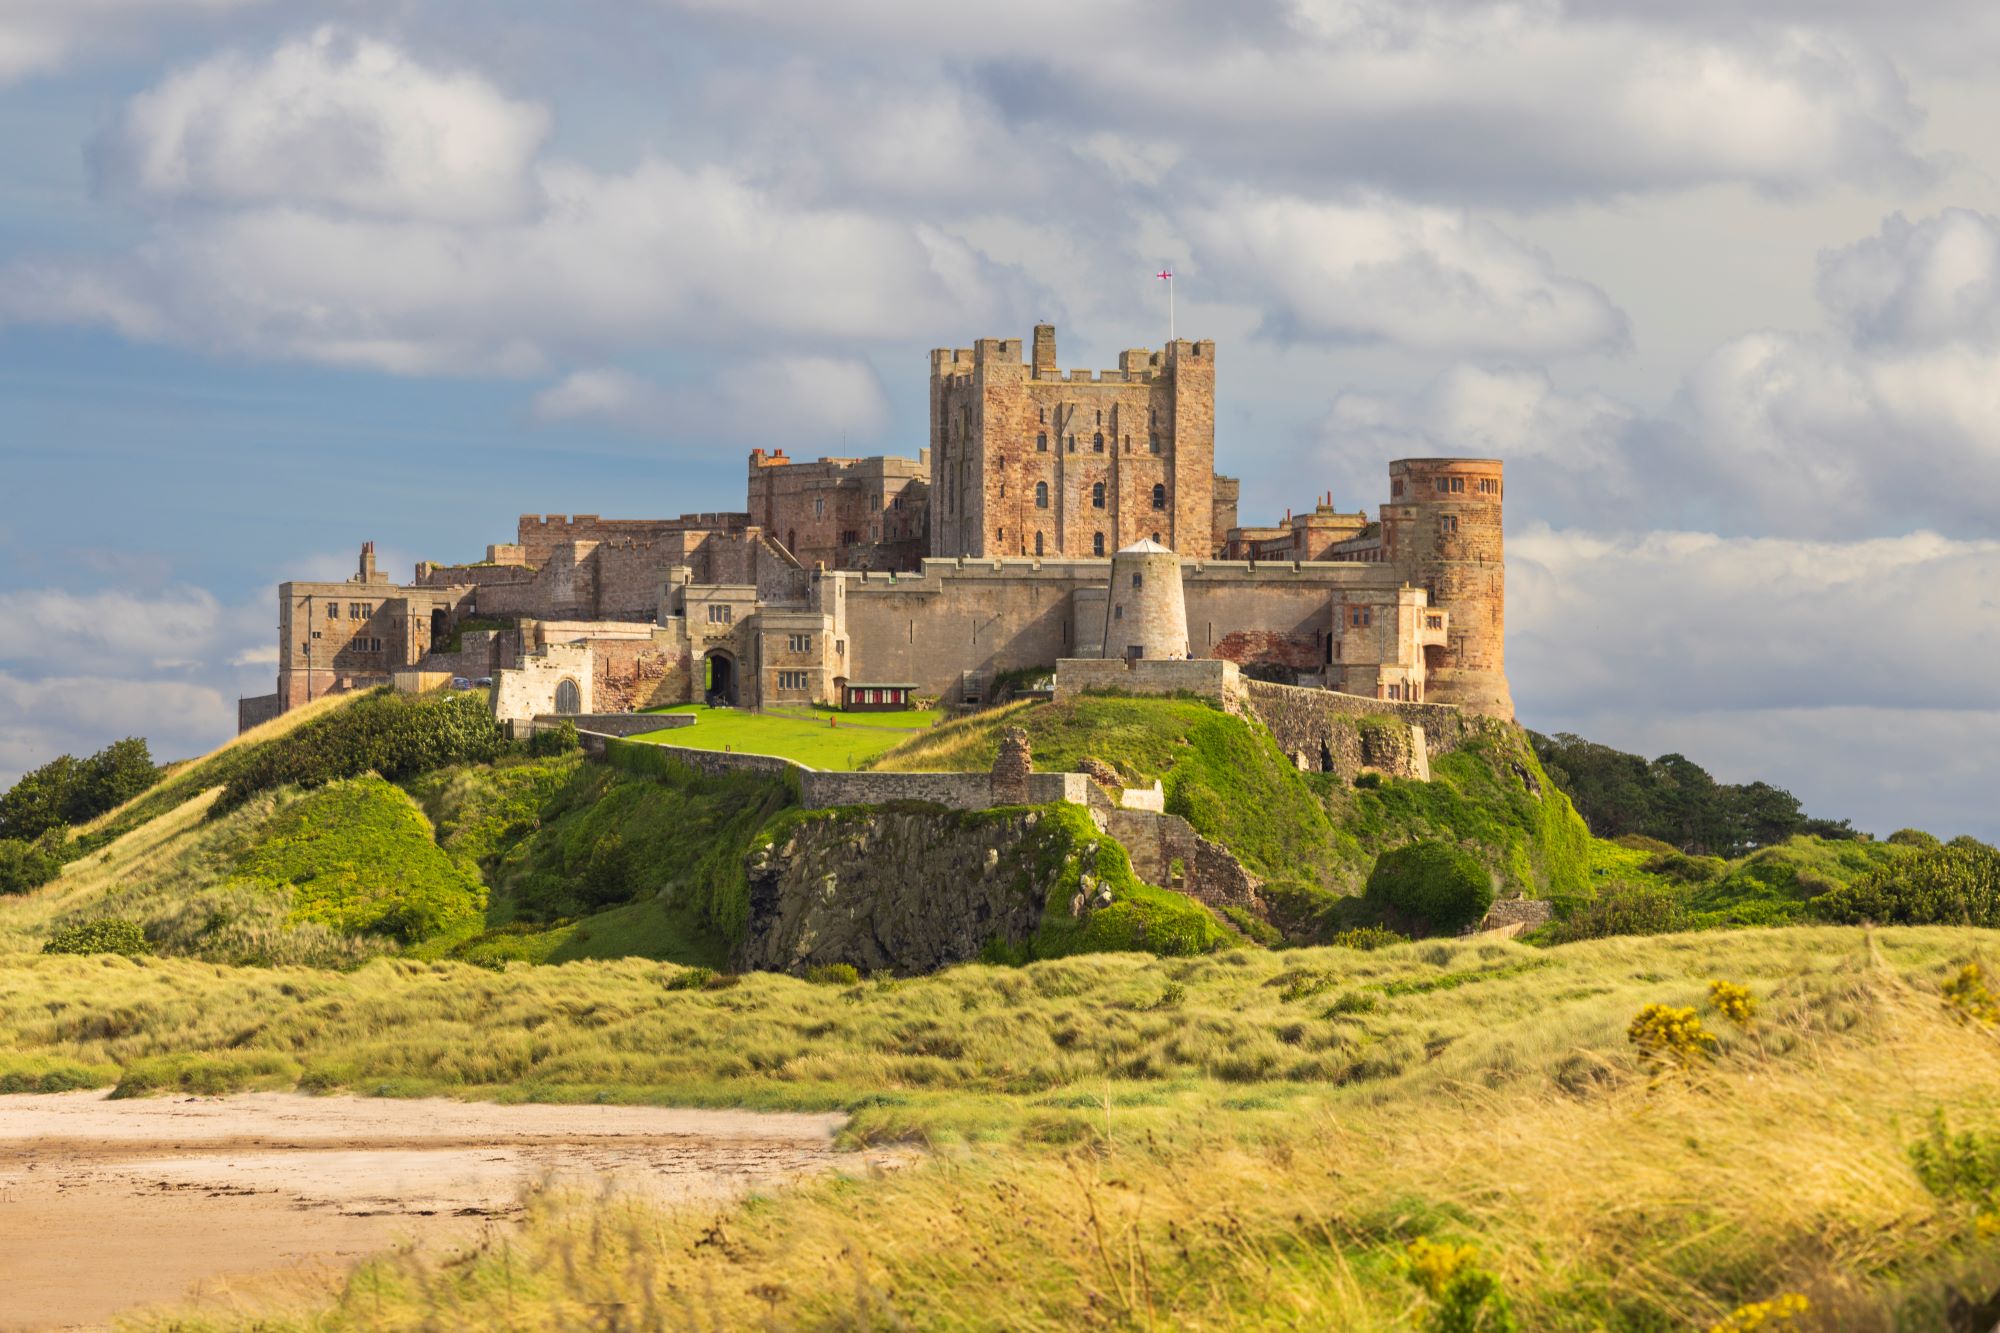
[1035,481,1049,509]
[1349,607,1372,629]
[326,603,337,619]
[1151,532,1160,543]
[707,604,733,625]
[1091,482,1106,508]
[1093,432,1104,452]
[1037,433,1048,452]
[1114,605,1124,620]
[778,670,809,690]
[1436,478,1449,494]
[1096,409,1102,425]
[1067,435,1076,452]
[1093,533,1105,556]
[1149,434,1160,454]
[1426,614,1443,630]
[1151,483,1166,510]
[814,498,825,518]
[1131,572,1143,589]
[1451,476,1466,493]
[788,633,812,652]
[1034,531,1044,555]
[1442,515,1460,534]
[1392,479,1404,497]
[1479,477,1499,495]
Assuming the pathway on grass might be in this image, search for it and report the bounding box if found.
[0,1092,876,1330]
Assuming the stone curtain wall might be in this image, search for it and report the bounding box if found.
[797,769,1089,811]
[550,713,692,738]
[1104,809,1262,916]
[1052,657,1240,705]
[1240,677,1490,779]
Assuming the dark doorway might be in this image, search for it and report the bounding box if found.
[705,650,738,707]
[1319,739,1335,773]
[430,608,449,647]
[554,679,582,715]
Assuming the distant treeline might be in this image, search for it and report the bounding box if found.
[1530,732,1856,857]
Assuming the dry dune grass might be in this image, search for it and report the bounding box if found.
[3,927,1993,1328]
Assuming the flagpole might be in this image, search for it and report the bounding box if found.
[1157,265,1176,343]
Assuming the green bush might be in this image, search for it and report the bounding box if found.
[218,690,504,810]
[526,721,580,757]
[42,917,149,956]
[1810,838,2000,927]
[0,834,63,895]
[1546,882,1690,943]
[230,777,485,944]
[1328,925,1407,950]
[804,962,861,985]
[1887,828,1943,850]
[0,737,159,841]
[1364,841,1494,935]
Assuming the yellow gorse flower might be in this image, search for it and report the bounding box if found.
[1708,1292,1810,1332]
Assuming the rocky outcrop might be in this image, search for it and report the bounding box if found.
[737,808,1064,974]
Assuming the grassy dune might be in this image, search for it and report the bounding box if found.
[0,925,1982,1328]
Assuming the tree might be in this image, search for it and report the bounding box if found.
[1811,838,2000,927]
[0,754,80,841]
[67,738,158,824]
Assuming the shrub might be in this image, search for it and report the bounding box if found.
[1396,1236,1518,1333]
[1328,925,1407,951]
[1942,963,1999,1025]
[579,833,638,909]
[1364,842,1494,935]
[1627,1003,1716,1069]
[0,834,63,895]
[1908,1110,2000,1207]
[42,917,149,957]
[664,966,739,991]
[1707,1294,1810,1333]
[804,962,861,986]
[1708,979,1756,1026]
[526,721,580,757]
[1810,839,2000,927]
[218,689,504,810]
[1546,882,1688,943]
[1640,850,1723,884]
[1886,828,1942,849]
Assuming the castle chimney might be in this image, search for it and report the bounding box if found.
[359,541,377,583]
[1032,324,1057,378]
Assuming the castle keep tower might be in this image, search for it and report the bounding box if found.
[928,325,1229,561]
[1383,458,1512,721]
[1102,539,1190,661]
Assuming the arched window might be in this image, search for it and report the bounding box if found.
[1092,533,1106,556]
[1034,531,1044,555]
[1151,483,1166,510]
[1092,432,1104,452]
[1034,481,1049,509]
[1091,482,1106,509]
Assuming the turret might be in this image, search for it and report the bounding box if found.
[1102,539,1190,661]
[1384,458,1512,721]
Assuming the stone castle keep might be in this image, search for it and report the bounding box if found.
[241,326,1513,731]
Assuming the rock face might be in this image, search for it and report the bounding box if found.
[737,808,1059,974]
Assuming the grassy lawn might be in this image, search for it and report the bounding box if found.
[630,705,938,770]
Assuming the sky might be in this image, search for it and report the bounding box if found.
[1,0,1997,839]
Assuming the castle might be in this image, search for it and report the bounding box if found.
[240,326,1512,732]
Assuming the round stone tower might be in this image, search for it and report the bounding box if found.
[1102,538,1190,661]
[1385,458,1514,721]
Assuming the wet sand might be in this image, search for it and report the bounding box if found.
[0,1092,862,1330]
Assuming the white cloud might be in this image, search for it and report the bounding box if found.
[1509,525,2000,718]
[0,586,225,669]
[1817,208,2000,347]
[666,0,1929,202]
[1185,192,1630,356]
[532,356,890,443]
[1,157,1019,374]
[100,27,551,223]
[0,0,261,85]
